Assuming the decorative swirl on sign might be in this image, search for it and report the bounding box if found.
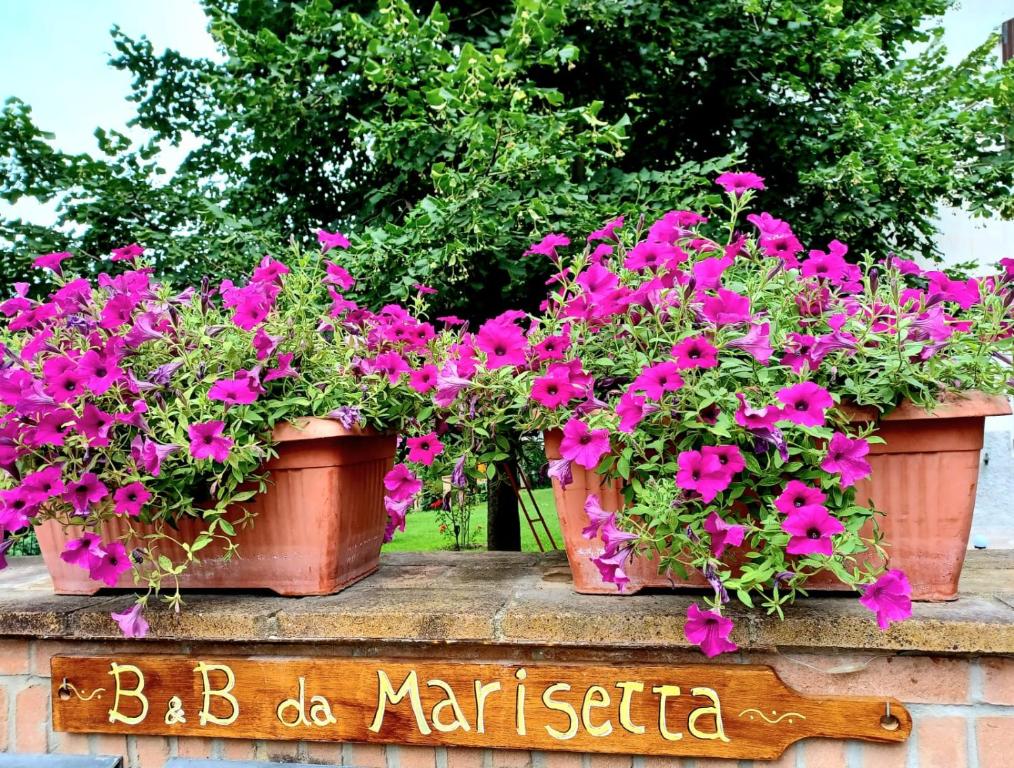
[738,708,806,725]
[58,680,105,701]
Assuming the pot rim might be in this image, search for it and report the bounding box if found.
[270,416,387,442]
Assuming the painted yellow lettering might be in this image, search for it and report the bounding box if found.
[652,684,683,741]
[194,662,239,726]
[581,685,612,737]
[616,681,645,735]
[428,679,470,733]
[277,677,311,728]
[473,680,501,734]
[107,663,148,726]
[515,668,527,736]
[688,686,729,742]
[542,682,579,741]
[309,696,337,727]
[369,670,432,735]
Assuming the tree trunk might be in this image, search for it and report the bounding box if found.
[486,455,521,551]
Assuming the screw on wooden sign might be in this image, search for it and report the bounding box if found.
[51,655,910,760]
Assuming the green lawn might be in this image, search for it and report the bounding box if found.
[383,486,563,552]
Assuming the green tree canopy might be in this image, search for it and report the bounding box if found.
[2,0,1011,317]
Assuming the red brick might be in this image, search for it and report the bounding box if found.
[0,685,8,752]
[14,682,49,752]
[982,658,1014,705]
[132,735,171,768]
[399,745,438,768]
[346,742,387,768]
[768,653,969,704]
[695,758,742,767]
[306,741,345,763]
[801,739,848,767]
[916,716,966,768]
[859,741,907,768]
[490,749,531,768]
[266,739,303,761]
[539,753,584,768]
[176,736,214,758]
[221,738,258,760]
[763,744,799,768]
[588,756,632,768]
[977,717,1014,768]
[0,640,30,675]
[54,731,90,756]
[95,734,129,760]
[447,747,487,768]
[641,758,698,768]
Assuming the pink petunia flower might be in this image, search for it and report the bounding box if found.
[776,381,832,427]
[624,241,679,272]
[581,494,614,540]
[264,353,298,382]
[587,216,624,243]
[715,171,765,196]
[530,372,580,409]
[692,255,733,291]
[782,507,844,556]
[130,436,179,477]
[88,541,132,586]
[60,532,103,568]
[676,450,729,503]
[111,243,144,262]
[633,361,684,400]
[111,603,149,639]
[0,488,37,530]
[21,466,64,504]
[317,229,351,252]
[703,512,745,558]
[476,319,527,370]
[208,373,261,405]
[531,333,571,362]
[63,473,109,515]
[406,433,444,466]
[591,546,633,591]
[616,390,649,433]
[558,418,610,470]
[384,464,422,501]
[523,233,570,259]
[78,349,124,395]
[409,365,438,394]
[76,403,115,447]
[701,444,745,476]
[684,603,738,657]
[33,251,73,274]
[672,336,719,370]
[252,328,282,360]
[701,288,752,325]
[821,432,872,488]
[859,569,912,630]
[774,480,827,517]
[188,421,233,462]
[113,482,151,517]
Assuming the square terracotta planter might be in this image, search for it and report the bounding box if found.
[35,418,396,596]
[545,392,1010,601]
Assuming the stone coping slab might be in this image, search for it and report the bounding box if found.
[0,550,1010,654]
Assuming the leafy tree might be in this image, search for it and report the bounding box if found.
[2,0,1011,314]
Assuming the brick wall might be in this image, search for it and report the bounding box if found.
[2,639,1012,767]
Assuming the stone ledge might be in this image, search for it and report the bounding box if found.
[0,550,1010,654]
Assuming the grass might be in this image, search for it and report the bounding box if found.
[382,486,563,552]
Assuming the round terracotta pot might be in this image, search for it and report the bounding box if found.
[545,392,1011,601]
[35,418,396,596]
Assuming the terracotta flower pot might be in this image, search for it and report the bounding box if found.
[545,392,1010,601]
[35,418,396,596]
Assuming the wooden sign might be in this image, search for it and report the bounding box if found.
[52,655,910,760]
